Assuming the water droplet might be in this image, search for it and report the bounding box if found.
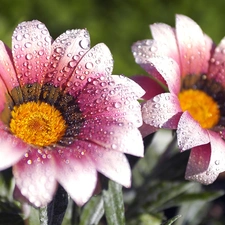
[38,50,44,56]
[16,34,23,41]
[113,102,122,108]
[85,62,93,69]
[26,53,33,60]
[68,61,76,68]
[37,23,45,29]
[153,95,160,102]
[80,75,85,80]
[79,39,90,49]
[55,47,63,53]
[215,160,220,165]
[150,45,157,52]
[24,42,32,48]
[73,55,80,61]
[111,144,117,149]
[57,76,62,81]
[27,159,32,164]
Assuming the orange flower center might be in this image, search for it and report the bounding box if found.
[178,89,220,129]
[10,101,67,147]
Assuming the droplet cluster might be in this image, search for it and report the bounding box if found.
[12,20,52,86]
[46,29,91,86]
[142,93,180,128]
[14,148,56,207]
[208,38,225,84]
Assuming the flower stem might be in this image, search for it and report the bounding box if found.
[39,185,68,225]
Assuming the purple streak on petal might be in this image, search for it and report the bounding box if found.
[149,57,181,95]
[132,39,167,86]
[185,131,225,185]
[132,75,164,100]
[138,121,158,138]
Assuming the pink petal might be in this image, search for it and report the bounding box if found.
[132,40,167,86]
[0,127,28,170]
[150,23,180,63]
[88,144,131,187]
[13,148,57,207]
[185,131,225,184]
[65,43,114,96]
[208,37,225,85]
[149,57,181,95]
[131,75,164,100]
[54,145,97,206]
[79,118,144,157]
[0,77,11,112]
[77,75,143,127]
[0,41,18,89]
[111,75,145,99]
[46,29,90,87]
[177,111,209,151]
[12,20,52,86]
[138,121,158,138]
[142,93,182,129]
[176,14,210,76]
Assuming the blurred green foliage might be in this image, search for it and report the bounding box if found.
[0,0,225,76]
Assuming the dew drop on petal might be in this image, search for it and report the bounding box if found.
[38,50,44,56]
[24,42,32,48]
[79,39,90,49]
[16,34,23,41]
[69,61,77,68]
[26,53,33,60]
[215,160,220,165]
[27,159,32,165]
[111,144,117,149]
[85,62,93,69]
[113,102,122,108]
[153,95,160,102]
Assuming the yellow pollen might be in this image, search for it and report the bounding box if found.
[178,89,220,129]
[10,101,67,147]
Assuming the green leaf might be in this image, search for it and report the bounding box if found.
[161,215,181,225]
[79,195,104,225]
[102,180,125,225]
[128,213,162,225]
[127,181,194,218]
[162,190,224,210]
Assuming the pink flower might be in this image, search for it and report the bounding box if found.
[132,14,225,185]
[0,20,145,207]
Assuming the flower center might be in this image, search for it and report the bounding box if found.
[178,89,220,129]
[10,101,67,147]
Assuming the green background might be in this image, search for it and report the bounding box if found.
[1,0,225,77]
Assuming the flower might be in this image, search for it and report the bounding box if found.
[132,14,225,185]
[0,20,145,207]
